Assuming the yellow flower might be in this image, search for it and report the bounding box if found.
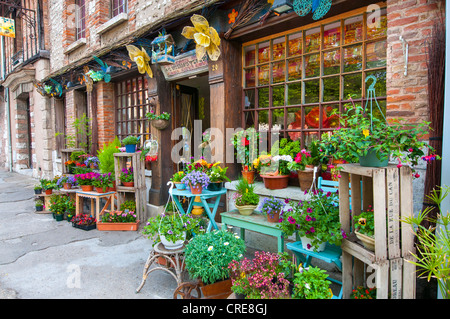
[363,129,370,138]
[240,272,246,279]
[125,45,153,78]
[181,14,221,61]
[358,218,367,226]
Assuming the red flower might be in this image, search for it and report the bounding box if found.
[241,137,249,146]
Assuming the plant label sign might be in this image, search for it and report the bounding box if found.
[161,50,208,81]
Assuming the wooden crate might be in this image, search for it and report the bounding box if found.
[114,152,146,221]
[61,148,84,174]
[338,163,416,299]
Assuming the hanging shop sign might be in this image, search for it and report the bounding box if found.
[0,17,15,38]
[161,50,208,81]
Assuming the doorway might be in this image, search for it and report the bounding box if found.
[173,74,210,168]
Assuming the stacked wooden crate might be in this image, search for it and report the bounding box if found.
[114,152,146,222]
[338,163,416,299]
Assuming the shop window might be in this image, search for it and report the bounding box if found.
[242,8,387,147]
[115,75,151,147]
[75,0,86,40]
[111,0,127,17]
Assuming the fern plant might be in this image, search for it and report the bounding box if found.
[97,137,121,175]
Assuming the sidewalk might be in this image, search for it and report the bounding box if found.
[0,169,176,299]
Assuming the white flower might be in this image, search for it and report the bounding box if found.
[208,246,213,251]
[305,283,311,290]
[224,242,229,246]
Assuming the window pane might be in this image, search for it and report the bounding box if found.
[258,64,270,86]
[366,69,386,97]
[273,37,285,60]
[367,10,387,40]
[305,53,320,78]
[244,68,256,87]
[304,80,320,104]
[258,110,269,127]
[244,90,255,109]
[366,40,387,68]
[343,73,362,99]
[272,85,285,107]
[272,108,285,130]
[244,45,256,66]
[323,49,340,75]
[288,82,302,105]
[244,111,256,127]
[258,41,270,64]
[323,22,340,49]
[305,106,322,129]
[367,99,386,120]
[286,107,302,141]
[288,32,302,57]
[303,132,320,147]
[258,87,269,108]
[323,77,340,102]
[344,15,363,44]
[272,61,285,83]
[288,58,302,81]
[324,104,340,128]
[344,45,362,72]
[305,27,320,53]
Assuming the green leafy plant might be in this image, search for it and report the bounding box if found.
[101,210,137,223]
[353,206,375,237]
[40,178,57,190]
[170,171,185,182]
[234,177,260,206]
[122,135,139,145]
[120,200,136,212]
[230,128,259,172]
[145,111,171,121]
[400,186,450,299]
[35,199,43,207]
[291,265,333,299]
[92,173,114,192]
[208,165,230,183]
[97,137,121,175]
[278,190,345,250]
[119,167,134,183]
[184,230,246,285]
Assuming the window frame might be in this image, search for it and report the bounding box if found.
[75,0,86,40]
[241,5,387,148]
[111,0,127,18]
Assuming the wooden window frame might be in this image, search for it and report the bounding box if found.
[75,0,86,40]
[241,4,387,148]
[111,0,127,18]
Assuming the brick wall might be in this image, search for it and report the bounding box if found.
[96,82,116,147]
[386,0,444,124]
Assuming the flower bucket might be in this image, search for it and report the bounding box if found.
[297,169,314,191]
[355,231,375,251]
[207,182,223,192]
[359,149,389,167]
[122,182,134,187]
[235,204,257,216]
[125,144,136,153]
[174,182,186,190]
[267,211,281,223]
[300,236,326,252]
[45,189,53,195]
[160,232,186,250]
[242,171,255,184]
[80,185,94,192]
[151,119,170,130]
[63,183,72,190]
[189,184,203,195]
[95,187,106,193]
[261,175,289,190]
[97,221,139,231]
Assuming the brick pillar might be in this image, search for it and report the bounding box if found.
[62,0,76,49]
[96,81,116,149]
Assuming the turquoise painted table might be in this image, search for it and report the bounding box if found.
[169,188,227,232]
[287,240,343,299]
[220,210,289,253]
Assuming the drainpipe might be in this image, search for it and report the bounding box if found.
[1,36,13,172]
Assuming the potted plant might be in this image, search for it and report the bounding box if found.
[72,214,96,231]
[74,172,99,192]
[181,170,210,194]
[229,251,292,299]
[84,156,99,169]
[255,155,293,190]
[65,196,75,222]
[92,173,114,193]
[321,101,439,169]
[184,230,246,299]
[34,185,42,195]
[259,196,285,223]
[353,206,375,251]
[65,160,77,174]
[49,194,67,221]
[119,167,134,187]
[41,179,57,195]
[122,136,139,153]
[278,189,345,252]
[171,171,186,190]
[207,164,230,191]
[146,110,171,130]
[231,128,259,184]
[143,212,201,249]
[233,177,260,216]
[57,175,78,190]
[291,265,333,299]
[287,140,323,191]
[35,199,44,212]
[97,210,139,231]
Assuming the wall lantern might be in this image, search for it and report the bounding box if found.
[272,0,294,14]
[151,32,176,65]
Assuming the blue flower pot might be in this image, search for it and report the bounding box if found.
[125,144,136,153]
[174,182,186,190]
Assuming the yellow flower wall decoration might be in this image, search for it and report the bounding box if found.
[181,14,221,62]
[126,45,153,78]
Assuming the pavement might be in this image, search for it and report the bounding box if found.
[0,169,178,299]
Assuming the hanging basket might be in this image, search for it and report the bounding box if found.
[151,119,170,130]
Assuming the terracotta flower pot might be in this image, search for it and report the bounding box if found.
[189,184,203,195]
[95,187,106,193]
[261,175,289,190]
[45,189,53,195]
[122,181,134,187]
[199,279,232,299]
[241,170,255,184]
[297,168,314,191]
[63,183,72,190]
[80,185,93,192]
[267,210,280,223]
[97,221,139,231]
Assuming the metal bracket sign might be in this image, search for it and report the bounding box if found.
[160,50,208,81]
